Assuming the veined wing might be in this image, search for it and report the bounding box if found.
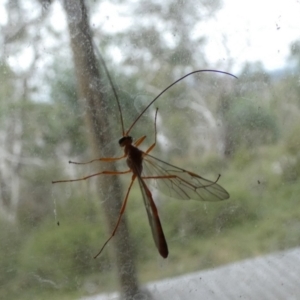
[141,152,229,202]
[136,174,168,258]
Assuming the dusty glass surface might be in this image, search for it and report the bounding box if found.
[0,0,300,299]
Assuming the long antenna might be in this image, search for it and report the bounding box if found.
[95,45,237,138]
[95,48,125,136]
[125,70,237,135]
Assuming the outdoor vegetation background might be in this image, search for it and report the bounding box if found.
[1,0,300,299]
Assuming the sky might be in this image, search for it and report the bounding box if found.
[203,0,300,71]
[87,0,300,71]
[88,0,300,72]
[1,0,300,72]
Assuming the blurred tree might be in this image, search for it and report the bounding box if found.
[0,0,54,223]
[101,0,221,69]
[289,40,300,69]
[62,1,140,299]
[221,62,277,156]
[91,0,228,158]
[224,99,278,154]
[0,0,237,298]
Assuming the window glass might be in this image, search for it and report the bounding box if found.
[0,0,299,299]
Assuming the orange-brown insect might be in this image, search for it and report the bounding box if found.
[52,57,236,258]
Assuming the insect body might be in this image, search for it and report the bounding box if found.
[52,57,236,258]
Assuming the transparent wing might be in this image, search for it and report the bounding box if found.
[141,153,229,202]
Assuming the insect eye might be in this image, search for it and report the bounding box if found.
[119,136,132,146]
[118,137,125,146]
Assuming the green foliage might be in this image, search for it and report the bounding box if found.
[0,62,16,117]
[225,99,279,153]
[16,196,110,294]
[285,121,300,156]
[279,121,300,182]
[2,135,300,299]
[19,221,104,290]
[2,1,300,298]
[281,157,300,183]
[289,40,300,69]
[199,153,229,174]
[0,220,21,286]
[49,66,88,156]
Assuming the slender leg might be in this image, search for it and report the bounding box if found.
[52,169,131,184]
[69,154,126,165]
[144,108,158,155]
[94,175,137,258]
[134,135,146,147]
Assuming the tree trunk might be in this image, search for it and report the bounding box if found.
[62,1,141,299]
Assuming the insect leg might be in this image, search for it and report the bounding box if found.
[69,154,126,165]
[144,108,159,155]
[52,170,131,184]
[94,175,136,258]
[134,135,146,147]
